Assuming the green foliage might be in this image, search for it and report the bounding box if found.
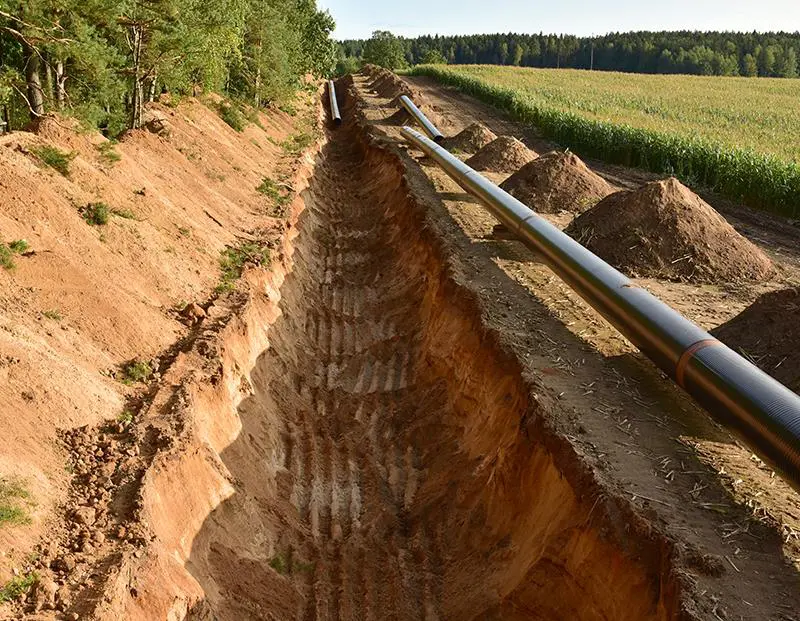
[0,245,14,271]
[121,360,153,384]
[280,132,313,155]
[0,478,32,527]
[342,31,800,78]
[31,146,76,177]
[81,202,110,226]
[0,572,37,603]
[118,409,134,425]
[111,207,137,220]
[43,309,62,320]
[421,49,447,65]
[0,239,30,270]
[363,31,408,70]
[97,141,121,165]
[218,102,246,132]
[412,65,800,218]
[1,0,335,130]
[335,55,361,76]
[8,240,29,254]
[257,177,290,216]
[216,241,270,293]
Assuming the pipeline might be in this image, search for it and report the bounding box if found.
[328,80,341,126]
[400,125,800,490]
[399,95,443,143]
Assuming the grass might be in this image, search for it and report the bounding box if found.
[112,207,138,220]
[280,132,313,155]
[215,241,271,293]
[121,359,153,384]
[218,102,246,132]
[0,572,37,603]
[42,309,62,321]
[0,478,32,527]
[269,552,313,575]
[8,239,28,253]
[81,202,110,226]
[409,64,800,218]
[31,145,76,177]
[96,141,121,165]
[0,239,30,270]
[257,177,291,217]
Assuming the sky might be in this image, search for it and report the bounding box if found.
[318,0,800,41]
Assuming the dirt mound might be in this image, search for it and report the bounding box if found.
[499,151,616,213]
[465,135,536,173]
[712,288,800,391]
[565,177,774,283]
[442,123,497,152]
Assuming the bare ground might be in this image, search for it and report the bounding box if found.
[1,72,799,621]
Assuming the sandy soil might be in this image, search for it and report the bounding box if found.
[2,70,800,621]
[0,92,307,616]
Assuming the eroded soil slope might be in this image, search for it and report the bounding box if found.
[173,116,684,621]
[0,94,307,613]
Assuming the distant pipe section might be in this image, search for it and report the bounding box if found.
[400,125,800,490]
[399,95,443,143]
[328,80,341,126]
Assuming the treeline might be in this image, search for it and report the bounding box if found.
[339,31,800,78]
[0,0,336,134]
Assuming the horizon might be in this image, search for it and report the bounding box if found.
[335,27,800,42]
[319,0,800,41]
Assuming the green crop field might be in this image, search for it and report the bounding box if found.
[408,64,800,217]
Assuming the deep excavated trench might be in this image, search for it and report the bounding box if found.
[183,113,682,620]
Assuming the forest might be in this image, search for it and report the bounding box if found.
[339,30,800,78]
[0,0,336,134]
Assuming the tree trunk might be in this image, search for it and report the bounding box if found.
[22,42,45,118]
[129,24,144,129]
[55,60,67,110]
[44,57,53,103]
[148,71,157,103]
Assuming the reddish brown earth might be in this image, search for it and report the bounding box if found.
[565,178,775,283]
[712,287,800,391]
[0,93,309,617]
[465,135,537,172]
[500,150,617,214]
[3,69,800,621]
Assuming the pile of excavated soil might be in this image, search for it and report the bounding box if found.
[465,135,537,173]
[713,287,800,391]
[499,151,616,213]
[565,178,774,283]
[442,123,497,152]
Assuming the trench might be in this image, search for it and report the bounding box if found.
[184,114,681,620]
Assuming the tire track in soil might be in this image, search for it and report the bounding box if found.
[278,129,441,620]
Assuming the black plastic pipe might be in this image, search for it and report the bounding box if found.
[328,80,341,126]
[400,125,800,489]
[399,95,444,143]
